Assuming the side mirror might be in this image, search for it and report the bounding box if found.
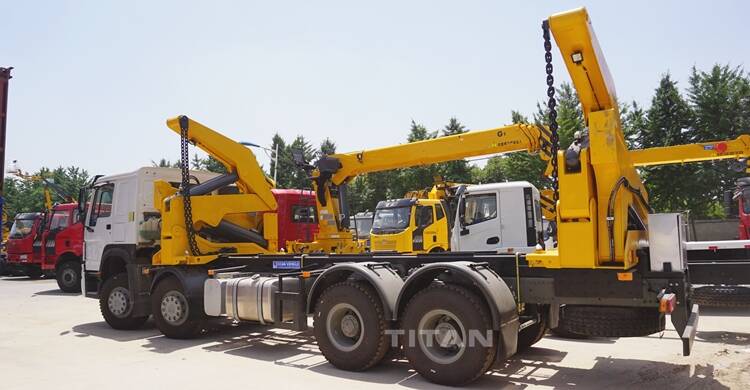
[77,188,86,215]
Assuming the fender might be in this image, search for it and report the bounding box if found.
[150,266,208,301]
[395,261,519,359]
[307,262,404,319]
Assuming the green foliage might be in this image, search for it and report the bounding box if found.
[4,166,90,219]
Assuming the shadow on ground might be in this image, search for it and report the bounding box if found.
[69,320,729,389]
[33,288,79,297]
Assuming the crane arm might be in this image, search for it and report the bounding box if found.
[549,7,618,123]
[322,123,549,185]
[165,116,278,211]
[629,134,750,171]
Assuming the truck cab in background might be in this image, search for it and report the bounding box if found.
[737,177,749,240]
[6,212,43,277]
[370,198,450,253]
[5,204,84,292]
[452,182,543,254]
[369,181,543,254]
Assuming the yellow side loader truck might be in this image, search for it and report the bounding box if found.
[80,7,750,386]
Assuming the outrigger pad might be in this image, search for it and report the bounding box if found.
[680,304,700,356]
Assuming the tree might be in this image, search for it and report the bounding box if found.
[3,166,90,219]
[640,74,704,215]
[151,158,180,168]
[685,65,750,217]
[319,138,337,156]
[286,135,316,189]
[437,117,473,183]
[620,101,646,149]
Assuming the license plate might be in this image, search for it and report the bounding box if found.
[272,260,301,270]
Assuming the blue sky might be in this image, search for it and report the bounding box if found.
[2,1,748,175]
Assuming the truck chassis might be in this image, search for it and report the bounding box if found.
[86,250,699,386]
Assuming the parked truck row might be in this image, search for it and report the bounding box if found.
[0,6,747,387]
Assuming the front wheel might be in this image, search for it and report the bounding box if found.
[152,276,205,339]
[401,284,497,386]
[56,260,81,293]
[99,273,148,330]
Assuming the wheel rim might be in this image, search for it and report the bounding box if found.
[61,268,77,287]
[108,287,133,318]
[417,309,467,365]
[326,303,364,352]
[161,290,189,326]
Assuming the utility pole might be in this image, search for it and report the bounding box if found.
[0,67,12,232]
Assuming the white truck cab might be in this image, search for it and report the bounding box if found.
[451,181,543,254]
[82,167,219,292]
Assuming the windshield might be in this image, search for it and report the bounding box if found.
[351,216,374,239]
[9,218,36,239]
[372,206,411,233]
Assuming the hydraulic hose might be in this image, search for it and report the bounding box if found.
[606,177,653,263]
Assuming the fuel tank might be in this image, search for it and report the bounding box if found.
[204,273,296,324]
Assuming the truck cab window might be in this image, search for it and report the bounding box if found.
[416,205,434,227]
[292,205,317,223]
[89,185,114,226]
[435,204,445,221]
[463,193,497,226]
[48,210,70,230]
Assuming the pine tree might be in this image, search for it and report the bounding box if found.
[640,74,704,214]
[686,65,750,217]
[438,117,473,183]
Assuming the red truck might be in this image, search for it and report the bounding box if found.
[738,177,749,240]
[6,202,84,292]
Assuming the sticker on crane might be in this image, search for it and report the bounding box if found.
[704,142,728,153]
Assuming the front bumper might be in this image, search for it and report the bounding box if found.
[4,262,42,276]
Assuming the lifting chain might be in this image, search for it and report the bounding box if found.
[179,115,202,256]
[542,20,560,211]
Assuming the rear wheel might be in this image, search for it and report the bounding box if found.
[99,273,148,329]
[401,284,497,386]
[56,260,81,293]
[314,281,390,371]
[152,276,205,339]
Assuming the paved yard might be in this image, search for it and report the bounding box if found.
[0,277,748,389]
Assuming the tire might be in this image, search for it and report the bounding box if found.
[556,305,664,337]
[693,285,750,307]
[99,273,148,330]
[152,276,205,339]
[516,304,548,352]
[56,260,81,293]
[313,281,390,371]
[401,284,497,386]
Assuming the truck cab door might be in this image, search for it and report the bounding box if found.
[83,184,115,272]
[413,205,434,252]
[454,191,500,252]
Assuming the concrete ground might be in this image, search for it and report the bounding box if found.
[0,277,748,390]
